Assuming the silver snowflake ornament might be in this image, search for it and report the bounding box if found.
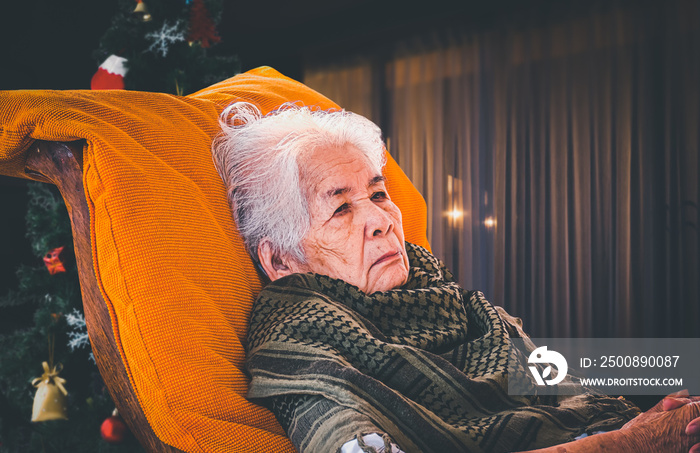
[145,20,186,57]
[66,308,90,351]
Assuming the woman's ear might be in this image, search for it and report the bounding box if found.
[257,239,299,281]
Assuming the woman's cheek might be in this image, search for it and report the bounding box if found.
[320,224,354,249]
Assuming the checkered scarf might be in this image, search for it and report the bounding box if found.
[246,243,639,452]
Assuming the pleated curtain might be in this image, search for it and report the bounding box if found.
[303,0,699,338]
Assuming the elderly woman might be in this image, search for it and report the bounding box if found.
[213,103,700,453]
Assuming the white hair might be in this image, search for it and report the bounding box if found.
[212,102,386,266]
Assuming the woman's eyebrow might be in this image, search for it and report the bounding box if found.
[325,186,351,199]
[324,176,386,200]
[369,175,386,187]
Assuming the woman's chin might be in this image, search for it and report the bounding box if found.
[366,265,409,294]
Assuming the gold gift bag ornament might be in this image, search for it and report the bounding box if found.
[31,361,68,422]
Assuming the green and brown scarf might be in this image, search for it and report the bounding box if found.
[247,243,639,452]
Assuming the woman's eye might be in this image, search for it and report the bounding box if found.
[371,191,388,201]
[333,203,350,216]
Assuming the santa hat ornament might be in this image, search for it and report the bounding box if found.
[91,55,129,90]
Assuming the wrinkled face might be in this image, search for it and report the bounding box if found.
[289,145,410,293]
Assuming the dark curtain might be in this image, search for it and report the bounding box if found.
[303,0,699,338]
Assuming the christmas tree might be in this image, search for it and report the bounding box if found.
[93,0,238,95]
[0,1,237,451]
[0,184,142,452]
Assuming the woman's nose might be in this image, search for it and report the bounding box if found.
[362,202,392,238]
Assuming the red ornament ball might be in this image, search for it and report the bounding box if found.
[100,413,128,444]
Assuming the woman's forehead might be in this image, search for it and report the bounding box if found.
[302,145,382,196]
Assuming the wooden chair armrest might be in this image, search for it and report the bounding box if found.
[24,140,184,453]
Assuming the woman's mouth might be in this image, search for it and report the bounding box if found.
[372,250,401,268]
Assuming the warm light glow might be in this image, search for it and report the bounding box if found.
[484,216,496,228]
[447,209,464,220]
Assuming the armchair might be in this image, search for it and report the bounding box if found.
[0,67,429,452]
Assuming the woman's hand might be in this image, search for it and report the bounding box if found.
[616,392,700,453]
[661,390,700,453]
[520,394,700,452]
